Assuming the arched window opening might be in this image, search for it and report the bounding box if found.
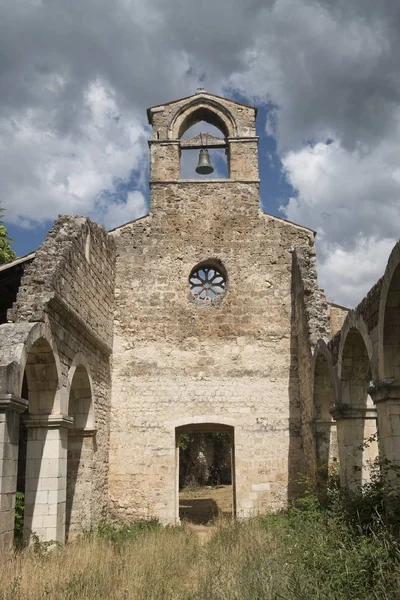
[313,354,338,485]
[180,121,229,180]
[383,262,400,379]
[66,364,94,540]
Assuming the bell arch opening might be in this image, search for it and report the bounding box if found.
[177,106,232,140]
[313,353,338,484]
[180,120,229,180]
[175,423,235,524]
[339,327,378,488]
[66,363,95,539]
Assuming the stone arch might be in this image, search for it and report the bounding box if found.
[169,99,237,140]
[20,325,69,543]
[335,312,378,488]
[5,322,62,409]
[337,311,376,384]
[378,241,400,380]
[311,340,339,483]
[67,353,95,428]
[66,354,96,539]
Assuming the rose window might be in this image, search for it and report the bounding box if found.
[189,265,226,301]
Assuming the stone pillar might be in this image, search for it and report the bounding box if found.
[331,405,378,489]
[23,414,73,544]
[314,419,338,479]
[66,428,95,539]
[0,395,28,552]
[369,382,400,486]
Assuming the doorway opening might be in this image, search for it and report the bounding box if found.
[176,423,235,525]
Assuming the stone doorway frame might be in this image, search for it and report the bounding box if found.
[175,422,236,523]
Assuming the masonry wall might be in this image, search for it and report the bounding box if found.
[292,246,332,478]
[9,216,116,530]
[109,180,315,523]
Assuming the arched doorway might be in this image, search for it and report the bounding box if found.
[337,328,378,488]
[66,362,95,539]
[175,423,235,524]
[313,352,338,484]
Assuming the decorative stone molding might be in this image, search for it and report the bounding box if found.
[0,394,28,413]
[368,380,400,403]
[24,413,74,428]
[331,405,377,420]
[68,427,97,437]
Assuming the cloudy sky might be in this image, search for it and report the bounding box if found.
[1,0,400,307]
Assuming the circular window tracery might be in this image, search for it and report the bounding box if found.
[189,264,226,301]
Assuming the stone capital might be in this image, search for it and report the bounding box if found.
[330,404,377,421]
[368,380,400,403]
[0,394,28,414]
[68,427,97,437]
[24,413,74,429]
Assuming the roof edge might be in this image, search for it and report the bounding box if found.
[0,251,36,273]
[107,213,151,234]
[260,211,317,235]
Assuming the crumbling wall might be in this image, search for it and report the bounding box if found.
[8,215,116,529]
[329,302,349,336]
[292,245,331,478]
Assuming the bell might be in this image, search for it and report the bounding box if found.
[195,148,214,175]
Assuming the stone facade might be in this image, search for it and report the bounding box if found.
[1,89,400,549]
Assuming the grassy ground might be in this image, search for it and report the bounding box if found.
[3,499,400,600]
[179,484,233,524]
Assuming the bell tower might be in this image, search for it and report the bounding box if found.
[109,89,315,525]
[147,88,259,207]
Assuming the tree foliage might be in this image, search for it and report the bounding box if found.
[0,206,16,264]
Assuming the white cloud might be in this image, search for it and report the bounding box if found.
[99,190,148,230]
[281,135,400,305]
[1,0,400,305]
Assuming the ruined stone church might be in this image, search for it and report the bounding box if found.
[1,89,399,550]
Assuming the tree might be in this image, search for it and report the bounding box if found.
[0,206,16,264]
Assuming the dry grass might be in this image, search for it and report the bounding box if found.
[0,527,199,600]
[3,510,400,600]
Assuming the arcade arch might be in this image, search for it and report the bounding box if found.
[20,335,68,544]
[66,357,95,539]
[336,323,378,488]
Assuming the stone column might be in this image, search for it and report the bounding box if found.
[0,394,28,552]
[331,405,378,489]
[23,414,73,544]
[66,428,96,539]
[314,419,338,479]
[369,382,400,487]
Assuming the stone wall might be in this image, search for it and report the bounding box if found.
[109,175,315,522]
